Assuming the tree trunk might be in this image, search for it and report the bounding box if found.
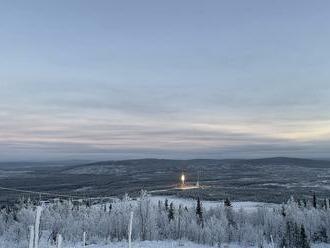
[83,231,86,247]
[57,234,62,248]
[128,211,133,248]
[28,225,34,248]
[34,206,42,248]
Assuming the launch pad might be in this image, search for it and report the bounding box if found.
[175,184,202,190]
[150,171,208,194]
[175,171,204,190]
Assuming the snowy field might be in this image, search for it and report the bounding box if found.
[52,240,216,248]
[90,195,279,215]
[73,242,330,248]
[6,240,329,248]
[91,195,278,213]
[149,196,278,212]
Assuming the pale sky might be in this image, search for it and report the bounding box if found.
[1,1,330,161]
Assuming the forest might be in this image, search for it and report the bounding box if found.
[0,191,329,248]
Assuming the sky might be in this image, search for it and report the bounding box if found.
[1,0,330,161]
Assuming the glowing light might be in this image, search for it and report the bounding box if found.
[181,174,185,185]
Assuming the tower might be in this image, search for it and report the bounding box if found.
[196,171,200,188]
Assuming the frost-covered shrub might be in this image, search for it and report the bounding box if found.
[0,193,329,247]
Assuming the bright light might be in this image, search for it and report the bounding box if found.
[181,174,185,184]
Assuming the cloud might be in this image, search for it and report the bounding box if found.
[1,78,330,161]
[1,106,330,161]
[1,1,330,160]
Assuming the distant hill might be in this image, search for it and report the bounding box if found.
[63,157,330,175]
[1,157,329,204]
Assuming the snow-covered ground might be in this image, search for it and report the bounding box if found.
[62,240,216,248]
[92,195,278,213]
[314,244,330,248]
[33,240,330,248]
[149,196,278,212]
[90,196,278,216]
[2,239,330,248]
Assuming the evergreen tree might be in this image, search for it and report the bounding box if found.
[225,200,235,227]
[280,235,288,248]
[318,227,328,242]
[303,199,307,208]
[281,204,286,217]
[196,197,204,228]
[168,202,174,221]
[313,193,317,208]
[297,199,302,207]
[224,198,232,207]
[300,225,310,248]
[12,209,18,222]
[165,198,169,211]
[293,222,300,247]
[158,200,161,210]
[285,220,295,248]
